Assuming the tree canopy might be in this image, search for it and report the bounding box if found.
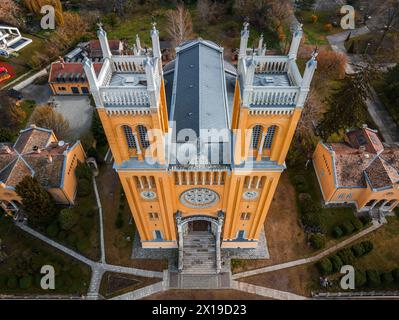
[16,176,57,227]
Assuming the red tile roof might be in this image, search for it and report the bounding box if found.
[325,128,399,189]
[49,62,103,83]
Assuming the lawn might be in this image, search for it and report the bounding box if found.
[297,10,341,46]
[0,33,48,88]
[0,217,90,295]
[97,164,167,271]
[353,216,399,272]
[231,173,313,273]
[46,180,100,261]
[99,271,160,299]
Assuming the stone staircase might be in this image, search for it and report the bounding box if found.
[169,272,231,289]
[182,232,216,274]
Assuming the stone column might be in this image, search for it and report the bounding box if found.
[176,212,184,272]
[216,212,224,274]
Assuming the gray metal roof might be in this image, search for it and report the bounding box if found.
[163,39,235,167]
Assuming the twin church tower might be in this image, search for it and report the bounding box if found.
[84,22,316,272]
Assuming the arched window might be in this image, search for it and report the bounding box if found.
[122,125,136,149]
[137,125,150,149]
[251,125,262,149]
[263,125,277,150]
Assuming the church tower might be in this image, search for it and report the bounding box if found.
[222,23,317,247]
[84,23,177,249]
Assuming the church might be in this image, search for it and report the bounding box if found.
[84,22,316,273]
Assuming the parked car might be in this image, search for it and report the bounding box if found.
[7,89,23,100]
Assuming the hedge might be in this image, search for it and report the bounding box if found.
[332,226,343,238]
[361,240,374,254]
[381,271,394,285]
[337,248,355,265]
[309,233,326,250]
[366,270,381,288]
[341,221,355,235]
[393,268,399,283]
[351,243,365,257]
[77,179,91,197]
[59,208,79,231]
[317,258,333,276]
[355,270,367,288]
[329,255,343,273]
[46,223,59,238]
[351,218,363,231]
[19,275,33,289]
[360,215,372,226]
[6,276,18,289]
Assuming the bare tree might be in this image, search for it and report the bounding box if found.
[197,0,218,24]
[0,0,23,27]
[377,0,399,50]
[166,4,193,46]
[30,105,70,140]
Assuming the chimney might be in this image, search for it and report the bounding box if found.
[32,145,41,153]
[59,56,65,69]
[0,145,11,154]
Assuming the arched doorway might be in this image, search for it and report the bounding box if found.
[176,213,224,274]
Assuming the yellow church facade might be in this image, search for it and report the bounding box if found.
[84,23,316,272]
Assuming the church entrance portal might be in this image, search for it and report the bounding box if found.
[188,220,211,233]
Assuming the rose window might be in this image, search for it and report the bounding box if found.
[180,188,220,208]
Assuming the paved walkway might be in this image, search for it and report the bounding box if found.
[92,177,106,264]
[327,28,399,143]
[232,220,382,280]
[231,281,308,300]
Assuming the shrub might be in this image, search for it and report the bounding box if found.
[67,234,78,247]
[341,221,355,235]
[351,218,363,231]
[81,217,94,235]
[19,275,33,289]
[46,223,59,238]
[337,248,355,265]
[6,276,18,289]
[332,226,344,238]
[366,270,381,288]
[324,23,333,31]
[351,243,365,257]
[75,161,92,180]
[309,233,326,250]
[311,14,318,23]
[360,215,372,226]
[293,175,307,192]
[381,271,394,285]
[77,179,91,197]
[59,208,79,231]
[355,270,367,288]
[317,258,333,276]
[361,241,374,254]
[330,255,343,273]
[76,239,89,253]
[115,211,124,229]
[392,268,399,283]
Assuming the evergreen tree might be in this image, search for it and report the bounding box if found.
[91,110,107,147]
[318,68,375,140]
[16,176,57,228]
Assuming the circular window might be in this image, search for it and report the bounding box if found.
[243,191,259,200]
[140,190,157,200]
[180,188,220,209]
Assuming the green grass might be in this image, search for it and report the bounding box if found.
[0,217,90,295]
[50,183,100,261]
[288,161,356,239]
[297,10,340,46]
[373,77,399,127]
